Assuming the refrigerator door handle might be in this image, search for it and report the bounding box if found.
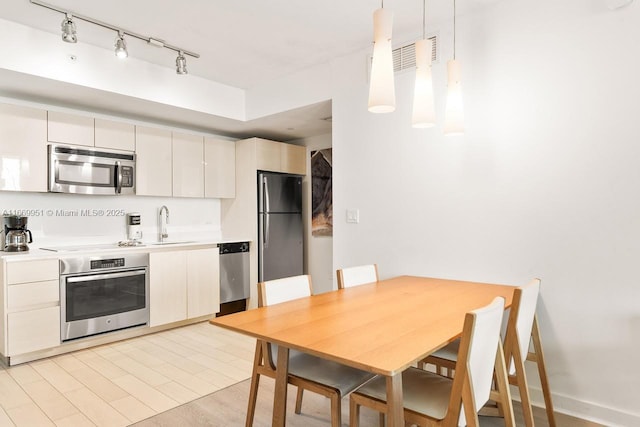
[263,176,270,248]
[263,176,270,213]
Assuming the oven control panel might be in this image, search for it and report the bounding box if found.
[90,258,125,269]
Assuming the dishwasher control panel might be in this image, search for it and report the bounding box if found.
[219,242,249,254]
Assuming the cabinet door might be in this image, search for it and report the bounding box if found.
[187,248,220,318]
[48,111,94,146]
[7,259,58,285]
[7,306,60,356]
[173,132,204,198]
[255,139,282,172]
[204,137,235,198]
[149,251,187,327]
[95,118,135,151]
[135,126,172,196]
[281,144,307,175]
[0,103,48,192]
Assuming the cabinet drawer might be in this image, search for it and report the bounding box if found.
[7,259,58,284]
[7,306,61,356]
[8,280,59,312]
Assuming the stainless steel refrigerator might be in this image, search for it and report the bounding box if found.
[258,171,303,282]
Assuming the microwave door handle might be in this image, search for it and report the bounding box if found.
[115,161,123,194]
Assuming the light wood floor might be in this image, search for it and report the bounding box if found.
[0,322,256,426]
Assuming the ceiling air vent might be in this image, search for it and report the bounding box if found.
[392,35,438,73]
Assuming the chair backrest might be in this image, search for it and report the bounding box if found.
[448,296,505,426]
[258,274,313,307]
[336,264,378,289]
[506,278,540,374]
[257,275,313,369]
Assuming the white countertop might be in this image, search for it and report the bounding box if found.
[0,237,252,261]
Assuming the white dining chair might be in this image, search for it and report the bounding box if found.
[336,264,378,289]
[350,296,514,427]
[420,278,556,427]
[246,274,376,427]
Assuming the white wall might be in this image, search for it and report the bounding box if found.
[330,0,640,425]
[296,133,333,294]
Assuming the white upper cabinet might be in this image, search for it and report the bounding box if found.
[172,132,204,198]
[95,118,135,151]
[255,138,306,175]
[0,103,48,192]
[47,111,94,147]
[135,126,172,197]
[204,137,236,198]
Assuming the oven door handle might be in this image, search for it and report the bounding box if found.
[65,268,146,284]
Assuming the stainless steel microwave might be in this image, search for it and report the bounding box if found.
[48,144,135,195]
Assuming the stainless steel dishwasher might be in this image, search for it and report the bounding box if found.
[218,242,250,315]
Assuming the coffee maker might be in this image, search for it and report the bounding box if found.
[2,216,33,252]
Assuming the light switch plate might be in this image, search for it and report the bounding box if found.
[346,209,360,224]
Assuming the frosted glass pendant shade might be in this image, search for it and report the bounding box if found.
[411,38,435,128]
[368,8,396,113]
[444,59,464,135]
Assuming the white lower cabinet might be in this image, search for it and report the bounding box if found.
[149,251,188,327]
[150,248,220,327]
[7,307,60,356]
[187,248,220,318]
[4,259,60,357]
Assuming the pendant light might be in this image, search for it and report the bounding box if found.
[368,1,395,113]
[444,0,464,135]
[412,0,435,128]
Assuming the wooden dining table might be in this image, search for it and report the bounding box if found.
[210,275,516,427]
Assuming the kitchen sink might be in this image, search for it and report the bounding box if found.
[148,240,196,246]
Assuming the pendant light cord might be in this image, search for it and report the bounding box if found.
[422,0,426,39]
[453,0,456,59]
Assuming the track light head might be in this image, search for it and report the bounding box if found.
[61,13,77,43]
[114,32,128,58]
[176,51,187,75]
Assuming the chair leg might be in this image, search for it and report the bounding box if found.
[330,393,341,427]
[493,341,516,427]
[379,412,385,427]
[531,315,557,427]
[245,341,263,427]
[349,395,360,427]
[294,387,304,414]
[512,350,534,427]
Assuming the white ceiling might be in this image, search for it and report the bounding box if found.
[0,0,500,141]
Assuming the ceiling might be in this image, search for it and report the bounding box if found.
[0,0,500,141]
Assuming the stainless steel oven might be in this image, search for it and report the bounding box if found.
[60,253,149,341]
[48,144,135,195]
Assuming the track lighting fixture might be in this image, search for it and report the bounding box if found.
[60,13,76,43]
[31,0,199,75]
[114,32,128,59]
[176,51,188,75]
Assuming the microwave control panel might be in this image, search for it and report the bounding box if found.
[121,166,134,187]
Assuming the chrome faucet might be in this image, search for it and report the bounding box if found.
[159,205,169,242]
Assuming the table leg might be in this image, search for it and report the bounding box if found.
[385,373,404,427]
[272,346,289,426]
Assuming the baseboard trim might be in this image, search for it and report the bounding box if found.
[512,384,640,427]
